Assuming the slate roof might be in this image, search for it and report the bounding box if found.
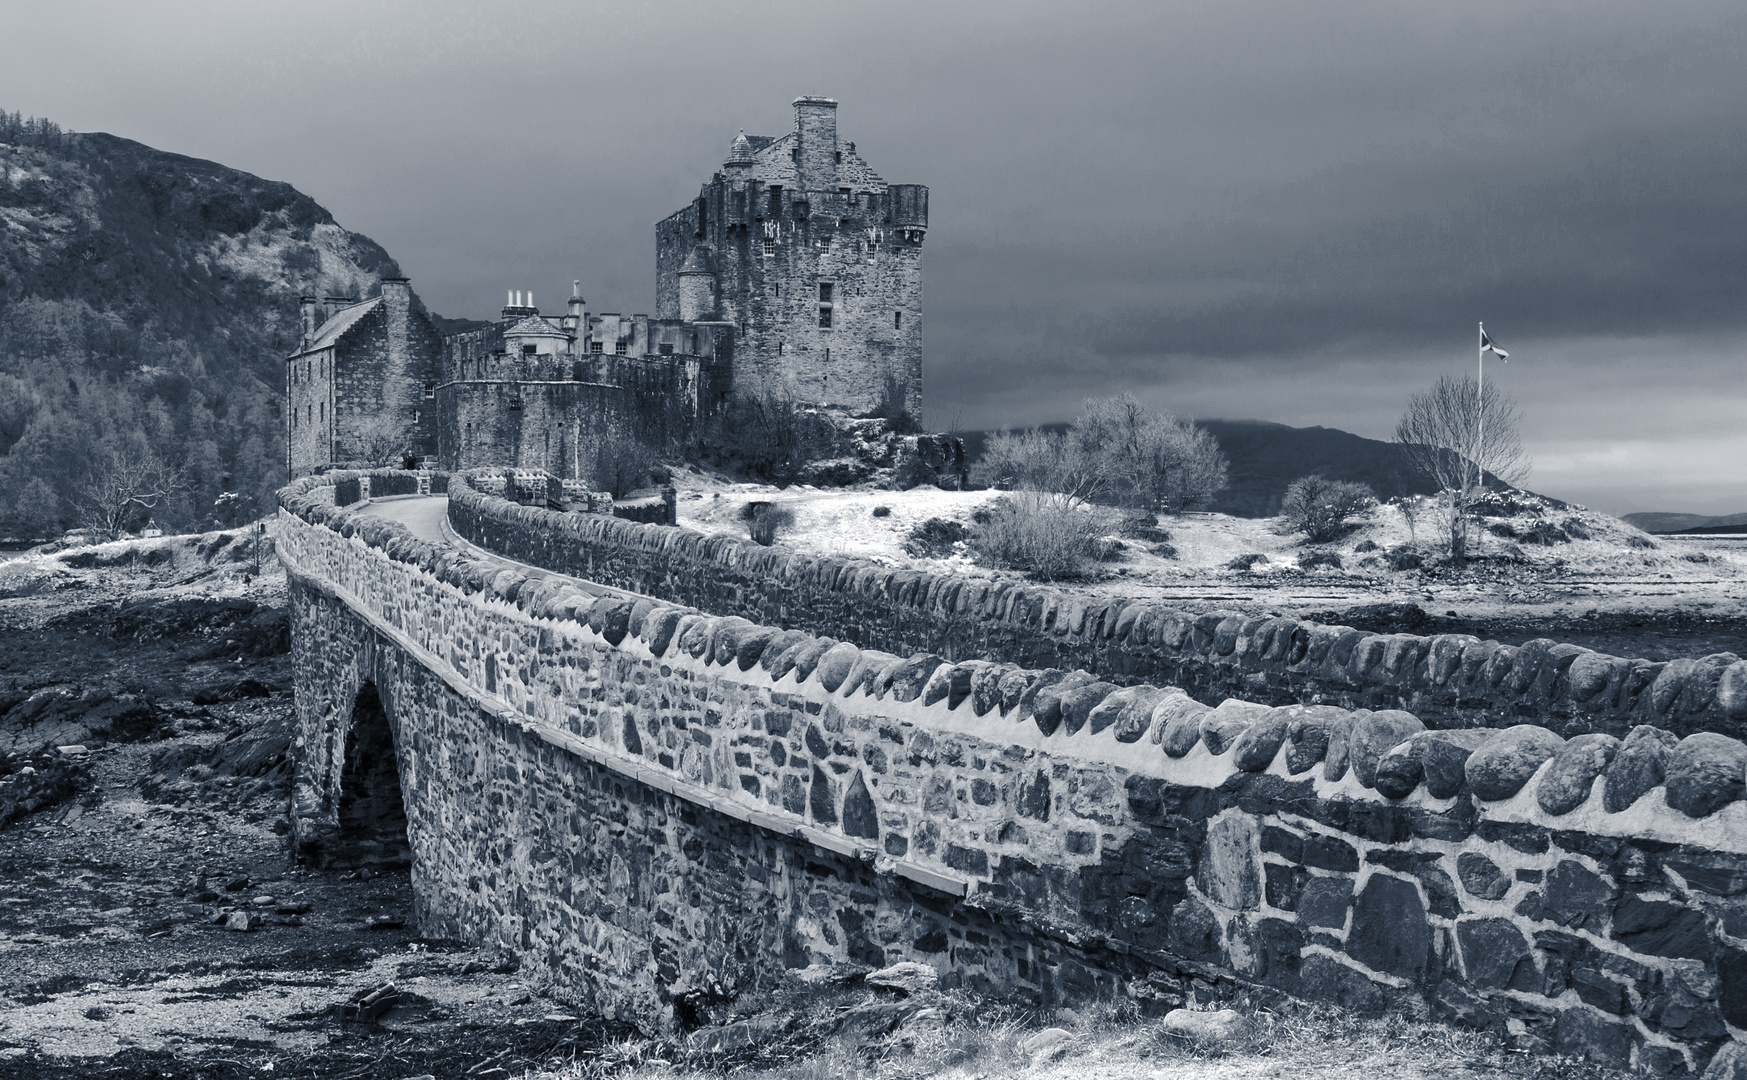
[301,297,381,354]
[503,315,569,338]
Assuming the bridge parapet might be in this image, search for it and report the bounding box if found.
[276,473,1747,1070]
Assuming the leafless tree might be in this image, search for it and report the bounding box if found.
[352,412,411,468]
[1393,374,1530,559]
[1073,392,1229,515]
[78,449,184,540]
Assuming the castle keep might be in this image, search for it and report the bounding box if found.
[286,97,927,481]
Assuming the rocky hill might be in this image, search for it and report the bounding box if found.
[0,112,427,540]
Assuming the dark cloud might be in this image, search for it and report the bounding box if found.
[5,0,1745,513]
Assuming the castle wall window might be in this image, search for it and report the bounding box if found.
[762,237,775,257]
[615,341,628,355]
[590,341,604,354]
[423,382,435,399]
[818,283,833,303]
[522,344,537,356]
[894,311,902,330]
[818,307,832,329]
[659,343,674,355]
[769,186,782,217]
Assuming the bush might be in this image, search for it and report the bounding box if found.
[1683,551,1712,564]
[871,505,892,518]
[1386,547,1424,571]
[905,517,968,558]
[1280,475,1375,543]
[741,501,795,546]
[1150,542,1178,559]
[1627,534,1658,550]
[1226,552,1270,571]
[707,384,802,483]
[1517,521,1569,545]
[1488,522,1518,538]
[1560,516,1591,540]
[1300,549,1343,571]
[1353,539,1379,553]
[967,493,1107,580]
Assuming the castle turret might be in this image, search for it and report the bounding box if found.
[724,130,755,176]
[563,280,585,333]
[793,96,838,190]
[677,247,717,322]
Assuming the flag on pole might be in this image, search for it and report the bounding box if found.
[1480,324,1508,359]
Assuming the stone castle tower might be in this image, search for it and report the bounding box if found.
[655,97,928,419]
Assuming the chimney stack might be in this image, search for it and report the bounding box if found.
[299,296,319,349]
[792,96,839,191]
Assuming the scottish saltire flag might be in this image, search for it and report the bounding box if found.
[1481,324,1508,359]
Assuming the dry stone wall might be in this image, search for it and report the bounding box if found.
[280,473,1747,1073]
[444,477,1747,742]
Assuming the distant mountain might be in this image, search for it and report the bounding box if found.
[960,417,1549,518]
[1622,511,1747,534]
[0,112,440,538]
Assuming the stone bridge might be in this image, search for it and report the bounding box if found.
[280,471,1747,1074]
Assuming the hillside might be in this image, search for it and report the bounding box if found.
[1622,511,1747,534]
[0,113,428,539]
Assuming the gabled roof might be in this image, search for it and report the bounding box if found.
[299,297,381,354]
[503,315,569,338]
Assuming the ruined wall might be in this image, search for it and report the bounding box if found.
[282,473,1747,1073]
[443,480,1747,742]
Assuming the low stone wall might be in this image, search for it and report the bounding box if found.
[281,476,1747,1073]
[442,476,1747,742]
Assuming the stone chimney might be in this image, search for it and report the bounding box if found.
[793,96,838,191]
[299,296,319,349]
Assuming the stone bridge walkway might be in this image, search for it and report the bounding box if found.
[347,495,634,603]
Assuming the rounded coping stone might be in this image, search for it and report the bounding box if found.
[1023,671,1087,735]
[1719,661,1747,720]
[1536,733,1622,816]
[1231,709,1291,772]
[707,618,758,667]
[1059,680,1121,736]
[1603,724,1679,813]
[867,656,909,700]
[1663,732,1747,818]
[1465,725,1566,802]
[1283,706,1351,776]
[813,642,861,693]
[1323,710,1368,782]
[1094,685,1169,742]
[759,630,814,679]
[1374,728,1491,800]
[996,667,1037,716]
[1200,700,1271,756]
[678,615,716,659]
[788,637,838,683]
[889,654,946,704]
[642,607,685,657]
[1349,710,1426,789]
[969,664,1010,716]
[841,650,898,698]
[733,626,780,671]
[1156,694,1212,758]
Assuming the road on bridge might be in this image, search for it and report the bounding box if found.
[348,495,635,602]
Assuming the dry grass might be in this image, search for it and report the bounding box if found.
[501,990,1634,1080]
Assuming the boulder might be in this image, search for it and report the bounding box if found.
[1159,1008,1251,1046]
[1349,710,1427,789]
[1019,1027,1076,1059]
[1536,733,1621,815]
[1603,725,1679,813]
[1664,733,1747,818]
[1155,694,1210,758]
[865,960,939,996]
[1465,725,1565,801]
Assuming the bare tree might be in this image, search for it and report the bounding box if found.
[1393,374,1530,559]
[350,412,412,468]
[1281,475,1375,543]
[78,449,184,540]
[1073,392,1229,515]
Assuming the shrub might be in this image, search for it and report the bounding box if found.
[1560,516,1591,540]
[905,517,969,558]
[1226,552,1270,571]
[1353,539,1379,553]
[707,383,802,482]
[1517,521,1569,546]
[871,505,892,518]
[1627,534,1658,550]
[1386,547,1424,571]
[742,502,795,546]
[1150,542,1178,559]
[1683,551,1712,564]
[1300,549,1343,571]
[967,493,1107,580]
[1280,475,1375,543]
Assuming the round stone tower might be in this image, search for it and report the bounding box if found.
[677,247,717,323]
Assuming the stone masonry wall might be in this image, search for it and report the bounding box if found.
[281,473,1747,1073]
[442,477,1747,743]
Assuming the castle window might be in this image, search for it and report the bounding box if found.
[319,402,324,422]
[894,311,902,330]
[818,283,833,303]
[769,186,782,217]
[423,382,435,399]
[818,307,832,329]
[659,343,674,355]
[773,283,779,298]
[817,235,831,252]
[690,333,698,352]
[615,341,628,355]
[522,344,537,356]
[835,151,842,164]
[590,341,604,354]
[509,397,522,411]
[762,237,775,257]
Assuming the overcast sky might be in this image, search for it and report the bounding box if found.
[6,0,1747,515]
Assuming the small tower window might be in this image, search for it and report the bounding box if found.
[762,237,775,257]
[522,344,537,356]
[769,185,782,216]
[590,341,604,354]
[659,343,674,355]
[423,382,435,399]
[773,284,779,298]
[835,150,842,164]
[894,311,902,330]
[818,283,833,303]
[818,307,832,329]
[615,341,628,355]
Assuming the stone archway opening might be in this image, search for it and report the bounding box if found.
[335,682,411,869]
